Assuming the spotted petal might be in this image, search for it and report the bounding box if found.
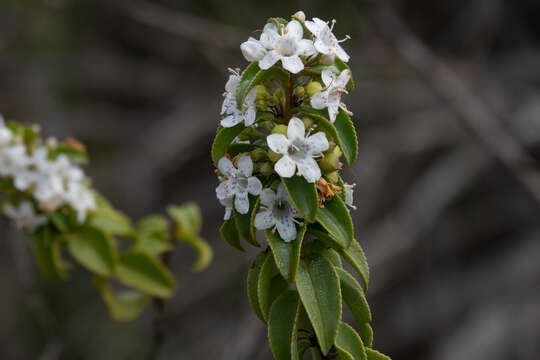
[247,176,262,195]
[234,189,250,214]
[260,188,277,207]
[304,132,329,155]
[276,216,297,242]
[216,179,235,200]
[220,113,243,128]
[237,156,253,177]
[274,155,296,178]
[218,157,238,178]
[287,117,305,141]
[267,134,289,155]
[281,55,304,74]
[260,50,281,70]
[296,157,321,183]
[310,91,329,110]
[254,209,275,230]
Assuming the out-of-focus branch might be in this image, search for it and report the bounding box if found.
[108,0,246,50]
[369,0,540,205]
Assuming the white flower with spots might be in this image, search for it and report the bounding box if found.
[3,201,47,231]
[242,20,315,74]
[220,72,258,128]
[254,183,300,242]
[310,69,352,122]
[215,156,262,214]
[267,117,329,183]
[219,196,234,220]
[305,18,350,62]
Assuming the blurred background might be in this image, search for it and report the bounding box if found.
[1,0,540,359]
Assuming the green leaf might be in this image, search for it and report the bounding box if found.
[334,58,355,92]
[336,268,372,326]
[247,252,267,322]
[366,348,391,360]
[296,255,341,355]
[211,123,245,167]
[233,195,259,247]
[95,278,150,322]
[66,226,117,277]
[268,290,300,360]
[297,106,358,166]
[88,194,134,237]
[315,195,353,248]
[220,218,244,251]
[335,322,367,360]
[135,215,172,256]
[236,62,289,109]
[267,17,288,28]
[183,234,213,272]
[48,145,89,165]
[281,175,318,223]
[359,323,373,348]
[168,203,202,238]
[265,224,306,282]
[115,250,176,298]
[258,254,288,322]
[49,209,71,233]
[32,227,70,279]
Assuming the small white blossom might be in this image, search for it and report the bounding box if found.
[0,115,12,147]
[219,196,234,220]
[220,72,257,128]
[254,183,300,242]
[310,69,352,122]
[246,21,315,74]
[343,183,356,210]
[3,201,47,231]
[305,18,350,62]
[267,117,329,183]
[215,156,262,214]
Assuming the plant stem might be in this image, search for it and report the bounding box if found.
[149,251,172,360]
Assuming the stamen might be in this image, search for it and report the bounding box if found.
[337,35,351,43]
[329,19,336,31]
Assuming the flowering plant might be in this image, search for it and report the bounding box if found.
[0,115,211,321]
[213,11,390,360]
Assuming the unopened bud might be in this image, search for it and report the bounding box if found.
[301,117,313,130]
[326,171,339,184]
[293,11,306,22]
[251,148,267,162]
[256,85,267,100]
[295,86,306,98]
[319,150,342,172]
[321,53,336,66]
[306,81,323,97]
[259,162,274,177]
[268,151,283,162]
[272,124,288,135]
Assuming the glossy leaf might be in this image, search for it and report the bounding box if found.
[335,322,367,360]
[135,215,172,255]
[32,227,69,279]
[236,62,289,109]
[359,323,374,348]
[66,226,117,277]
[281,175,318,223]
[211,123,245,167]
[247,252,267,322]
[336,268,372,326]
[168,203,202,239]
[258,254,288,322]
[366,348,391,360]
[115,250,176,298]
[95,278,149,322]
[265,224,306,282]
[233,195,259,247]
[182,234,213,272]
[268,290,300,360]
[88,194,134,237]
[220,218,244,251]
[296,255,341,355]
[297,106,358,166]
[315,195,353,248]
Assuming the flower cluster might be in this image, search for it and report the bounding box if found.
[0,115,95,230]
[214,12,356,242]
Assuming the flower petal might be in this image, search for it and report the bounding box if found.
[335,45,350,63]
[314,38,331,55]
[297,39,316,57]
[260,188,277,207]
[267,134,289,154]
[310,91,329,110]
[276,183,288,202]
[234,189,250,214]
[218,157,237,177]
[260,23,279,49]
[237,156,253,177]
[244,107,256,126]
[321,69,335,87]
[328,103,339,123]
[281,55,304,74]
[276,216,297,242]
[254,209,275,230]
[304,132,329,155]
[259,50,281,70]
[216,180,235,199]
[274,155,296,178]
[296,157,321,183]
[286,20,303,40]
[287,117,305,141]
[336,69,352,88]
[225,74,240,93]
[220,113,243,128]
[240,38,266,62]
[247,176,262,195]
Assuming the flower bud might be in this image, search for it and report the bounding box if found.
[301,117,313,130]
[272,124,288,135]
[240,38,266,62]
[295,86,306,98]
[251,148,267,162]
[306,81,323,97]
[259,162,274,177]
[293,11,306,22]
[320,53,336,66]
[268,150,282,162]
[326,171,339,184]
[256,85,268,100]
[319,147,343,172]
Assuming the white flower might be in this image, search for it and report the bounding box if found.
[310,69,352,122]
[0,115,12,147]
[3,201,47,231]
[257,21,315,74]
[267,117,329,183]
[215,156,262,214]
[64,180,96,223]
[343,183,356,210]
[254,183,300,242]
[240,37,267,62]
[305,18,350,62]
[219,196,234,220]
[220,72,257,128]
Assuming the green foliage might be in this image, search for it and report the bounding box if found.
[66,226,117,277]
[247,252,267,322]
[265,224,306,282]
[335,322,367,360]
[258,254,288,322]
[268,290,300,360]
[281,175,318,222]
[236,62,289,108]
[95,278,150,322]
[233,195,260,247]
[315,195,354,248]
[220,218,244,251]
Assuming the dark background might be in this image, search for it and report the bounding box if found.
[1,0,540,359]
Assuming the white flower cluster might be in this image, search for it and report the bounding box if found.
[0,116,95,230]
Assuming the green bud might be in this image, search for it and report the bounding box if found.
[302,117,313,130]
[268,150,283,162]
[319,150,342,172]
[256,85,267,100]
[256,99,267,111]
[259,162,274,177]
[326,171,339,184]
[295,86,305,98]
[251,148,267,162]
[306,81,323,97]
[272,125,288,135]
